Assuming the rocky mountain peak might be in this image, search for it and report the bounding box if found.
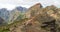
[29,3,42,9]
[34,3,42,8]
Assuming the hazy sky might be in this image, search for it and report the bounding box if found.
[0,0,60,10]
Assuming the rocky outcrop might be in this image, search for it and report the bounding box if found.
[23,3,60,32]
[25,3,43,18]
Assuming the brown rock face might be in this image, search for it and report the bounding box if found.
[26,3,43,18]
[24,3,60,32]
[30,3,42,9]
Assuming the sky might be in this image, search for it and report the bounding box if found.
[0,0,60,10]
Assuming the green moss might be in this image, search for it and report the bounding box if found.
[0,18,28,32]
[0,28,10,32]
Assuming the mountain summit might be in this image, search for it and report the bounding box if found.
[25,3,43,18]
[29,3,42,9]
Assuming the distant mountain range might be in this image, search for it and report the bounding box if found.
[0,6,27,24]
[16,6,27,12]
[0,8,10,23]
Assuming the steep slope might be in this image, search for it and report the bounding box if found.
[9,6,27,24]
[8,10,20,24]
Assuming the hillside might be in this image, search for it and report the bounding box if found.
[0,3,60,32]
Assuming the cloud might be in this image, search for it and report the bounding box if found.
[39,0,60,7]
[0,3,16,10]
[0,0,40,9]
[0,0,60,10]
